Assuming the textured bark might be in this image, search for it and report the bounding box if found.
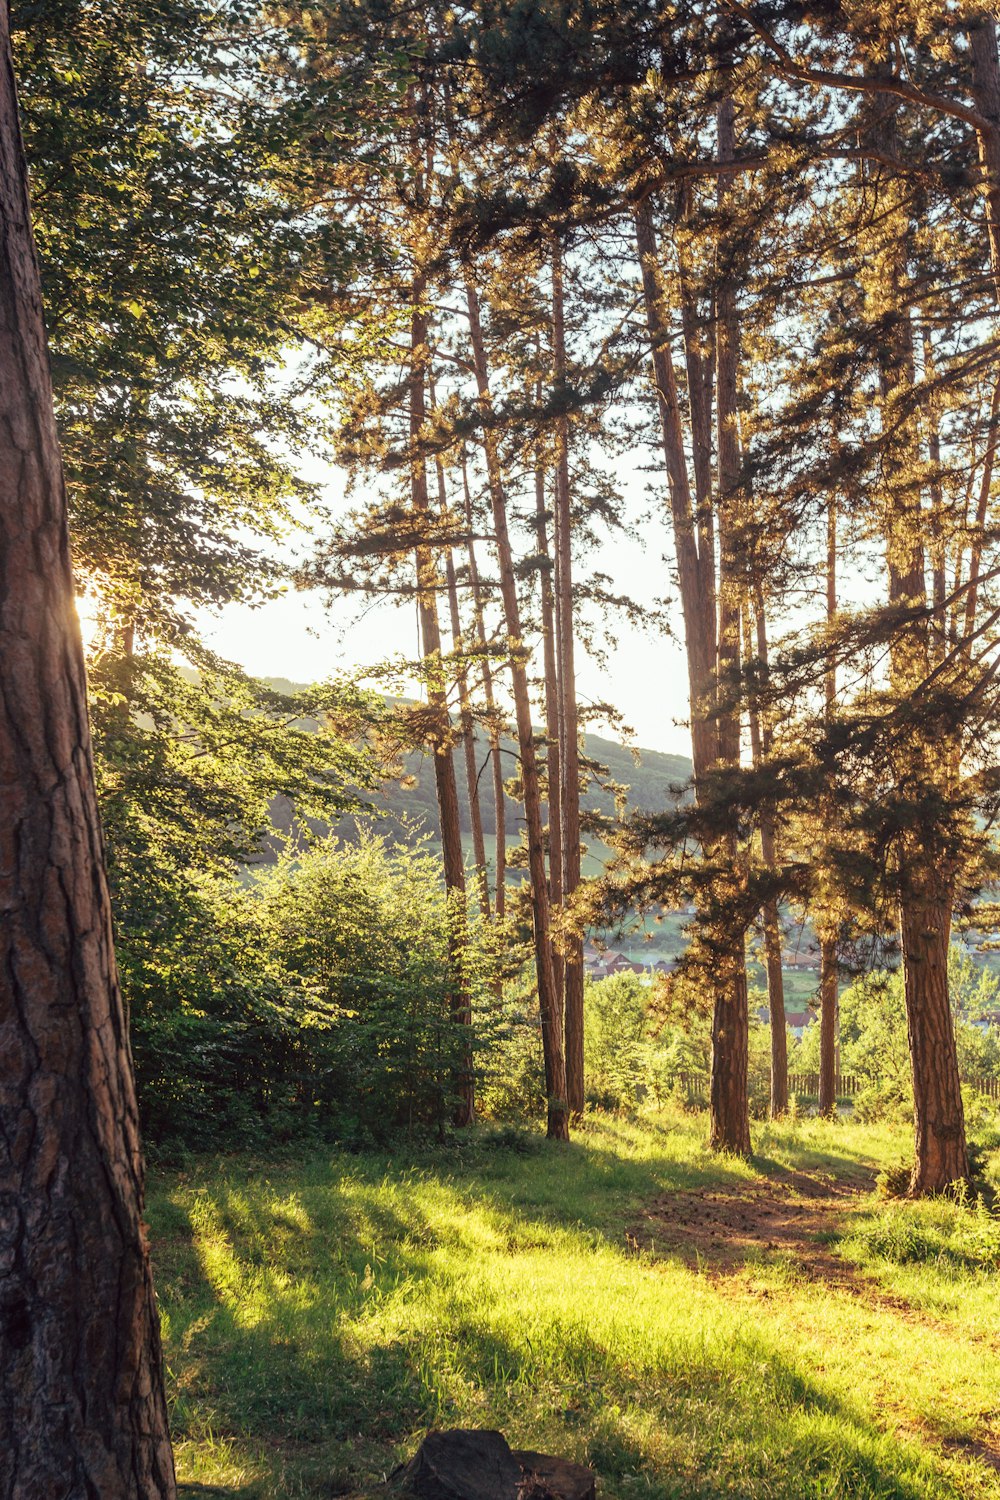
[464,273,568,1139]
[901,886,969,1194]
[410,283,473,1126]
[552,245,584,1119]
[0,9,177,1494]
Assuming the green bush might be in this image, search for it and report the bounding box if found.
[131,834,502,1152]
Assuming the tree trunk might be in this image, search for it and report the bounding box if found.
[464,272,569,1139]
[746,601,787,1117]
[461,451,507,918]
[818,935,838,1117]
[552,244,584,1118]
[436,451,491,921]
[534,452,563,1003]
[410,285,473,1126]
[762,892,788,1118]
[710,98,752,1156]
[0,12,177,1493]
[968,14,1000,307]
[635,185,750,1156]
[865,97,966,1191]
[901,883,969,1194]
[818,497,838,1119]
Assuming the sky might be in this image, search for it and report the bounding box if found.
[194,452,698,758]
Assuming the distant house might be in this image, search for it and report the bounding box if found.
[757,1004,817,1036]
[781,948,820,972]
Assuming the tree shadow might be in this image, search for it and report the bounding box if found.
[149,1123,969,1500]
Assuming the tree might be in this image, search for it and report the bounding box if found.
[0,2,175,1490]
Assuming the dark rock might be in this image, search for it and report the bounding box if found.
[393,1430,596,1500]
[393,1429,524,1500]
[513,1451,596,1500]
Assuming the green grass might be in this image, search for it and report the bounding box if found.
[149,1113,1000,1499]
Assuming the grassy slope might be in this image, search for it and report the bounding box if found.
[151,1114,1000,1500]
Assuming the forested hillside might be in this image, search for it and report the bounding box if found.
[263,678,692,842]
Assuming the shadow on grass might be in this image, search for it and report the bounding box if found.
[150,1122,965,1500]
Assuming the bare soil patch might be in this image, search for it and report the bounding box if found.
[627,1164,876,1288]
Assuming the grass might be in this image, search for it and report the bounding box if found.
[148,1111,1000,1499]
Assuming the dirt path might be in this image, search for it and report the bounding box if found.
[627,1163,888,1292]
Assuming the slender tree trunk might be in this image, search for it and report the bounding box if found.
[410,283,473,1126]
[818,936,838,1116]
[552,243,584,1117]
[969,14,1000,307]
[746,601,787,1117]
[0,13,176,1492]
[435,448,490,920]
[635,187,750,1156]
[709,98,752,1157]
[818,497,838,1118]
[464,272,569,1139]
[462,452,507,917]
[534,452,564,1002]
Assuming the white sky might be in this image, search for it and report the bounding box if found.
[195,452,698,757]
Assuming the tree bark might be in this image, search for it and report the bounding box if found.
[0,10,177,1492]
[864,96,968,1190]
[464,272,569,1139]
[534,452,563,1003]
[461,451,507,918]
[746,600,787,1117]
[410,282,473,1126]
[818,496,838,1119]
[818,935,838,1117]
[635,183,750,1157]
[552,244,585,1118]
[436,450,491,921]
[708,98,752,1157]
[901,882,969,1194]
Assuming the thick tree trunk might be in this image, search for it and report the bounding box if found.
[818,935,838,1117]
[464,273,569,1139]
[410,288,473,1126]
[0,13,177,1494]
[552,245,584,1118]
[709,957,751,1155]
[900,885,969,1194]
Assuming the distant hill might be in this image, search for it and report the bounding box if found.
[262,678,693,844]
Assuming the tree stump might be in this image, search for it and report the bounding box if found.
[393,1429,596,1500]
